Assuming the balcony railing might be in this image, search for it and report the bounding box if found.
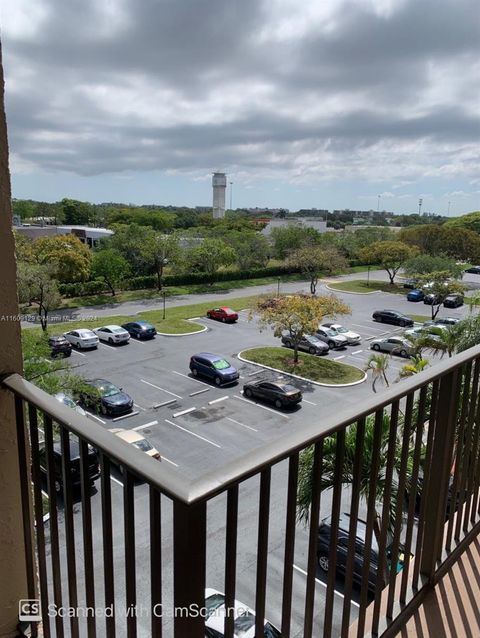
[4,345,480,638]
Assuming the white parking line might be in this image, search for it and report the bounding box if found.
[352,350,363,355]
[172,370,211,387]
[112,411,139,422]
[133,420,159,431]
[134,403,147,411]
[172,407,197,418]
[165,419,221,448]
[162,456,179,467]
[86,412,106,424]
[190,388,210,397]
[141,379,183,399]
[334,355,345,360]
[128,338,147,345]
[71,350,86,357]
[226,417,258,432]
[99,342,119,350]
[302,399,317,406]
[208,396,229,405]
[292,564,360,608]
[247,369,264,377]
[234,394,290,419]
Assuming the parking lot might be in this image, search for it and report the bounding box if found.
[49,279,471,637]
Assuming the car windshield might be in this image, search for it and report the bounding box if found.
[111,327,125,333]
[212,359,230,370]
[323,329,336,336]
[132,439,153,452]
[234,611,256,636]
[205,593,225,614]
[96,382,120,397]
[264,623,281,638]
[334,326,347,333]
[223,308,235,314]
[305,335,320,343]
[60,396,76,409]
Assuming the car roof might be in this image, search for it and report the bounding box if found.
[205,588,273,635]
[193,352,225,361]
[110,429,144,444]
[321,513,382,552]
[52,438,81,458]
[76,328,96,335]
[101,324,125,330]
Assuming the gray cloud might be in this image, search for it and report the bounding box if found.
[2,0,480,187]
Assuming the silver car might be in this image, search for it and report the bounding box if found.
[315,327,348,349]
[370,336,414,358]
[281,333,329,355]
[322,323,361,345]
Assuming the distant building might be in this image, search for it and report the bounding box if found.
[261,218,327,235]
[212,172,227,219]
[14,224,113,248]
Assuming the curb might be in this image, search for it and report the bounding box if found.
[237,350,367,388]
[325,283,380,295]
[156,323,207,337]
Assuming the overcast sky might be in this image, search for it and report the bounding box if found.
[1,0,479,214]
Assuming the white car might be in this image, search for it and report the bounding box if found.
[204,588,280,637]
[64,329,99,349]
[322,323,361,345]
[109,428,161,460]
[94,325,130,344]
[54,392,87,416]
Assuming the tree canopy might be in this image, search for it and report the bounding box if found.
[359,240,418,284]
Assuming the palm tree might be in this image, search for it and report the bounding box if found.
[398,355,430,379]
[365,353,390,392]
[417,325,463,358]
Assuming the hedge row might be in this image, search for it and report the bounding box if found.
[58,265,300,297]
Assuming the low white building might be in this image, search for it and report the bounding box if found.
[14,224,113,248]
[261,218,328,235]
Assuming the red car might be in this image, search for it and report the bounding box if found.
[206,307,239,323]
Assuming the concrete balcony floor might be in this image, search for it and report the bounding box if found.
[399,536,480,638]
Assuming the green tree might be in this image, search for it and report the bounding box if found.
[105,224,152,275]
[414,324,463,358]
[225,232,270,270]
[287,246,348,294]
[187,239,236,281]
[399,224,480,262]
[444,211,480,235]
[61,198,93,225]
[254,293,351,364]
[399,355,430,378]
[339,227,394,260]
[17,263,62,331]
[143,232,182,290]
[417,271,465,320]
[91,249,130,296]
[403,254,463,279]
[32,234,92,283]
[270,226,321,259]
[364,353,390,392]
[359,241,418,284]
[11,198,36,220]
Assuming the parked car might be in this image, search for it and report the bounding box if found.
[64,329,99,350]
[370,336,414,358]
[372,310,414,327]
[423,293,441,305]
[465,266,480,274]
[322,323,361,345]
[443,294,463,308]
[38,438,100,494]
[281,333,329,355]
[402,278,418,289]
[243,379,302,409]
[79,379,134,416]
[315,326,348,349]
[404,325,443,341]
[48,335,72,357]
[407,289,424,302]
[206,306,239,323]
[424,317,460,327]
[189,353,239,385]
[317,513,407,593]
[204,588,281,638]
[94,325,130,344]
[121,320,157,340]
[109,428,161,460]
[54,392,87,417]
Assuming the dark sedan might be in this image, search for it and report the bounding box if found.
[121,320,157,339]
[48,335,72,357]
[79,379,134,416]
[243,380,302,409]
[372,310,414,327]
[465,266,480,274]
[281,333,329,355]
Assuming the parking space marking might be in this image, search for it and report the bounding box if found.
[133,420,159,431]
[226,417,258,432]
[165,419,221,448]
[99,342,119,350]
[86,412,106,424]
[302,399,317,406]
[141,379,183,399]
[234,394,290,419]
[172,407,197,418]
[247,369,264,377]
[112,411,139,422]
[189,388,210,397]
[128,338,148,345]
[352,350,363,355]
[134,403,146,411]
[162,456,179,468]
[71,350,87,357]
[208,396,229,405]
[334,355,345,360]
[153,398,178,409]
[292,564,360,608]
[172,370,211,387]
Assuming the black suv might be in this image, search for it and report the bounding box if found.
[121,321,157,340]
[443,294,463,308]
[372,310,414,327]
[38,438,100,494]
[317,513,407,593]
[48,335,72,357]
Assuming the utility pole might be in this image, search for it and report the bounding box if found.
[377,194,381,212]
[418,198,423,215]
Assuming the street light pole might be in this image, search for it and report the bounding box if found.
[377,194,381,212]
[277,277,281,297]
[162,291,166,320]
[418,198,423,215]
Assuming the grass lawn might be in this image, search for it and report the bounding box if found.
[60,273,307,309]
[240,347,365,385]
[31,295,261,336]
[327,279,406,295]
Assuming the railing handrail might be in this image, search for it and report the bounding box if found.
[3,344,480,504]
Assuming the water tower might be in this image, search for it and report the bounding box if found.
[212,172,227,219]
